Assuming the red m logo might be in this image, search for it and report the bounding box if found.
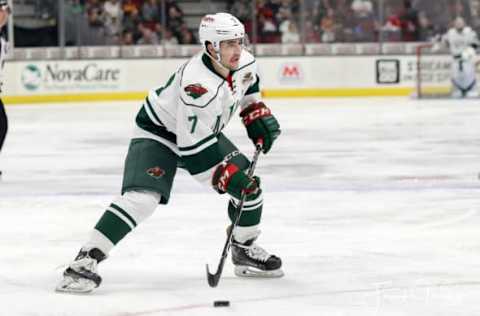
[282,65,300,77]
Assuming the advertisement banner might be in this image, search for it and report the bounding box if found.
[401,55,451,87]
[17,61,126,94]
[278,62,304,84]
[376,59,400,84]
[1,54,457,102]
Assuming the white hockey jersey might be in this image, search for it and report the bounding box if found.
[134,50,262,183]
[442,26,479,56]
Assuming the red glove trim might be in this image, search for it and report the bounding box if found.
[240,102,272,126]
[214,163,240,193]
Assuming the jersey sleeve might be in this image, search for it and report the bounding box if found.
[468,28,479,48]
[240,60,263,110]
[176,88,224,185]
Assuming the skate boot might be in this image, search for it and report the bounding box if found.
[56,248,106,293]
[231,237,284,278]
[466,88,479,98]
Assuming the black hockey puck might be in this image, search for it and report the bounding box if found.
[213,300,230,307]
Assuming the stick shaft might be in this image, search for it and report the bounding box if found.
[206,143,263,287]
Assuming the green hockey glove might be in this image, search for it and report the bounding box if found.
[240,102,281,154]
[212,163,260,200]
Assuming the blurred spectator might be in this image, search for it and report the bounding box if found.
[86,0,103,13]
[257,1,280,43]
[65,0,84,46]
[179,23,196,44]
[448,0,472,24]
[122,0,141,15]
[165,0,183,16]
[280,19,300,43]
[121,30,135,45]
[351,0,377,42]
[304,20,321,43]
[104,0,122,20]
[307,0,334,41]
[103,0,123,44]
[229,0,253,34]
[417,11,435,41]
[123,6,141,34]
[381,5,402,42]
[161,28,179,46]
[400,0,419,41]
[351,0,373,18]
[80,7,106,45]
[277,0,293,24]
[320,8,336,43]
[141,0,161,30]
[334,0,355,42]
[230,0,253,22]
[166,5,184,37]
[413,0,449,32]
[137,25,159,45]
[14,0,480,47]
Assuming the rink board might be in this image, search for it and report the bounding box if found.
[1,55,454,104]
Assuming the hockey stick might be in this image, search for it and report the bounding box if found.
[206,141,263,287]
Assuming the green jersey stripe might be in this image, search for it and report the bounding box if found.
[155,73,176,96]
[231,199,263,211]
[228,204,262,227]
[95,211,132,245]
[242,200,264,210]
[245,75,260,95]
[178,133,217,152]
[110,203,137,227]
[145,97,162,125]
[179,137,217,156]
[182,142,223,175]
[143,103,162,126]
[233,59,255,73]
[135,106,177,144]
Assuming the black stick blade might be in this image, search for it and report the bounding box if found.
[206,264,220,287]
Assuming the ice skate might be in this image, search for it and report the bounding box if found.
[231,237,284,278]
[56,248,106,294]
[466,88,479,98]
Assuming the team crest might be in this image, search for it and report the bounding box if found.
[242,72,254,85]
[146,166,165,179]
[184,84,208,99]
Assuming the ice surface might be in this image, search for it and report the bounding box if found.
[1,97,480,316]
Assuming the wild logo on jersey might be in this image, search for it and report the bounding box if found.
[146,166,165,179]
[242,72,254,85]
[184,84,208,99]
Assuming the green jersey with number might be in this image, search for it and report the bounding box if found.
[134,50,261,183]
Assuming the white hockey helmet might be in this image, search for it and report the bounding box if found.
[198,12,245,53]
[454,16,466,31]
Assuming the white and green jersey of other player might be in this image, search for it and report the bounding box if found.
[134,50,262,184]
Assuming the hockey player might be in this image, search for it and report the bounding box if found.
[436,17,479,98]
[0,1,9,179]
[56,12,283,293]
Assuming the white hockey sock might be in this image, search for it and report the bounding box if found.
[84,229,115,256]
[86,190,161,251]
[233,225,261,244]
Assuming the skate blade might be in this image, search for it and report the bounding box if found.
[55,276,96,294]
[234,265,284,278]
